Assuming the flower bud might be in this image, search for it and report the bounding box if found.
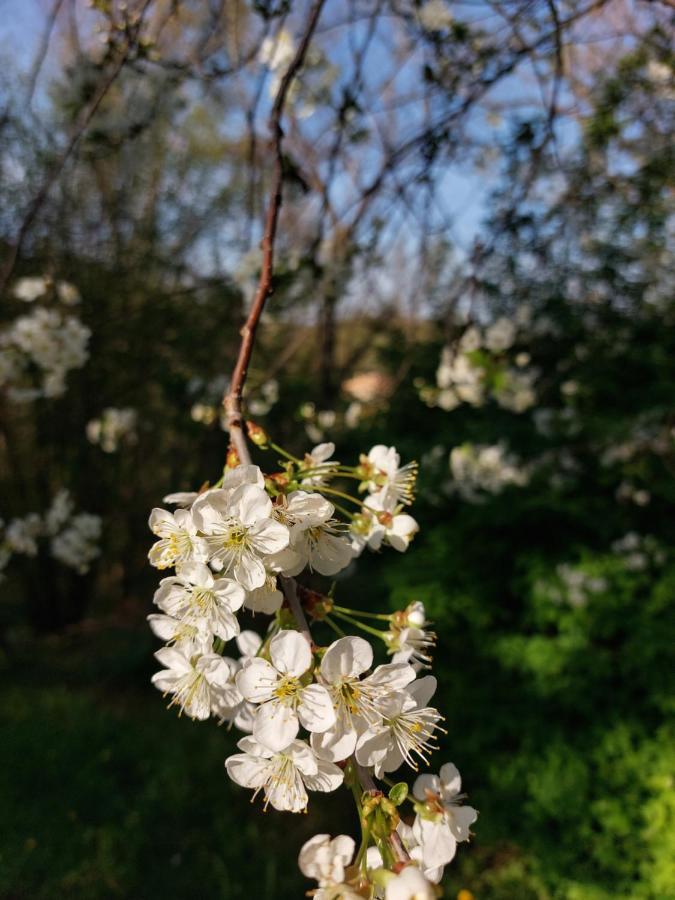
[246,420,269,447]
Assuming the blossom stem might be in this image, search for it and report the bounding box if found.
[332,605,392,622]
[323,616,346,638]
[268,441,302,464]
[314,485,363,507]
[331,609,387,640]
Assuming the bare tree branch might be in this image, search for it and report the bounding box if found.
[223,0,327,465]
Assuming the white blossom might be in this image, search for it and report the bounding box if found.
[12,276,49,302]
[298,833,356,888]
[355,677,443,777]
[191,483,289,590]
[225,735,343,812]
[237,629,335,751]
[153,561,245,643]
[148,507,209,570]
[271,491,355,577]
[151,647,235,720]
[360,445,417,505]
[311,636,415,762]
[412,763,478,870]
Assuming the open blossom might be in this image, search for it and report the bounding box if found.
[50,512,101,573]
[225,735,343,812]
[311,636,416,762]
[271,491,354,577]
[237,629,335,751]
[352,489,418,554]
[151,647,235,720]
[412,763,478,870]
[152,561,245,642]
[300,442,338,486]
[298,834,356,891]
[359,445,417,505]
[148,507,208,570]
[355,677,443,777]
[191,483,289,590]
[385,602,436,669]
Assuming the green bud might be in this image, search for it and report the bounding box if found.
[388,782,409,806]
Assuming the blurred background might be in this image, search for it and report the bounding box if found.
[1,1,674,898]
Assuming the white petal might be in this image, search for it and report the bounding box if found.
[439,762,462,797]
[225,752,268,789]
[236,630,263,658]
[269,629,312,677]
[415,817,457,868]
[233,552,266,591]
[253,700,300,752]
[297,684,336,733]
[213,578,246,612]
[408,675,437,708]
[236,658,278,702]
[449,805,478,842]
[321,636,373,681]
[413,774,441,802]
[231,483,272,526]
[249,518,290,555]
[303,758,344,793]
[311,726,358,763]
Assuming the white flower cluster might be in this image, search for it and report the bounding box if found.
[449,442,530,503]
[86,407,138,453]
[1,489,101,577]
[12,275,81,305]
[299,763,477,896]
[0,304,90,402]
[420,316,536,413]
[148,436,476,894]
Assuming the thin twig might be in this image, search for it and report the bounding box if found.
[280,575,312,644]
[223,0,326,465]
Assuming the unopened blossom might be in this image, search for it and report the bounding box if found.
[191,483,289,590]
[237,629,335,751]
[298,833,355,888]
[355,677,443,777]
[148,507,208,570]
[153,561,245,642]
[412,763,478,871]
[359,445,417,505]
[272,491,354,577]
[311,636,416,762]
[225,735,343,812]
[151,647,235,720]
[384,865,435,900]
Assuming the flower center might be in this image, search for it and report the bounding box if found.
[274,675,301,700]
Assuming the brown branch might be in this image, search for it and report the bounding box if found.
[0,0,154,296]
[279,575,312,644]
[223,0,326,465]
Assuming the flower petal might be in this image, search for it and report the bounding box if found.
[297,684,336,733]
[269,629,312,677]
[253,700,300,752]
[321,635,373,681]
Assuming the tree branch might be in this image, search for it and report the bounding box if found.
[223,0,326,465]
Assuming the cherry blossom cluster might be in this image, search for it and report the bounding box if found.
[0,489,101,579]
[0,302,90,402]
[148,432,478,896]
[418,312,536,414]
